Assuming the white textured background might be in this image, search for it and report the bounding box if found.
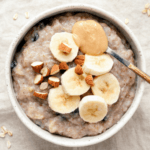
[0,0,150,149]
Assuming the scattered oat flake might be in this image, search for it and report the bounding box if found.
[1,126,7,134]
[125,18,129,24]
[142,9,147,14]
[0,132,5,138]
[7,141,11,149]
[145,3,150,9]
[7,131,13,137]
[147,9,150,16]
[25,12,29,19]
[13,13,18,20]
[28,87,33,92]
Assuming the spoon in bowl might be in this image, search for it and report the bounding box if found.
[72,19,149,83]
[106,47,150,83]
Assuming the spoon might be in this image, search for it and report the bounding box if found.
[106,47,150,83]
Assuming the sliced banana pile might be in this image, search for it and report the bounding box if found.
[48,29,120,124]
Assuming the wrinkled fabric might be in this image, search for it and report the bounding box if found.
[0,0,150,150]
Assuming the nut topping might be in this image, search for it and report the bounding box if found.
[85,75,94,86]
[74,55,85,66]
[59,42,72,54]
[75,64,83,75]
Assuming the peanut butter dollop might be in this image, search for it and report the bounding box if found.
[72,20,108,55]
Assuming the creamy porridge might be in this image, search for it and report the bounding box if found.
[12,13,136,139]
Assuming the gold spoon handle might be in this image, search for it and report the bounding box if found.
[128,63,150,83]
[106,47,149,83]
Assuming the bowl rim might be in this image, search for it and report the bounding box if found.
[5,3,145,147]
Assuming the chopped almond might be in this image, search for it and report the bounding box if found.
[58,42,72,54]
[34,74,43,85]
[51,64,60,75]
[33,91,48,100]
[74,55,85,66]
[31,61,44,73]
[59,62,69,70]
[41,67,50,77]
[85,75,94,86]
[40,82,48,90]
[48,77,60,87]
[75,64,83,75]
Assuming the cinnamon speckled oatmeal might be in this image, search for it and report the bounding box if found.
[12,12,136,139]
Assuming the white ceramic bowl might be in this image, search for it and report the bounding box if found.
[5,4,145,147]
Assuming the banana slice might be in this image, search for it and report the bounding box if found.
[61,67,90,96]
[91,73,120,105]
[82,54,113,76]
[48,85,80,114]
[50,32,79,62]
[79,95,107,123]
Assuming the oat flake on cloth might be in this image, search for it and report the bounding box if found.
[0,0,150,150]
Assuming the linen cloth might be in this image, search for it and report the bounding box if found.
[0,0,150,149]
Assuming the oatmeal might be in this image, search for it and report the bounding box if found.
[12,13,136,139]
